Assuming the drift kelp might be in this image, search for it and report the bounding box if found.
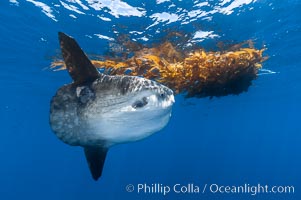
[52,41,267,98]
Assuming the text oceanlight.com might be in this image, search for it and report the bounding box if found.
[125,183,295,196]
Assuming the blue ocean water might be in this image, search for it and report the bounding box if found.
[1,0,300,199]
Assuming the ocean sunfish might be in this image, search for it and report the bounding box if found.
[49,32,175,180]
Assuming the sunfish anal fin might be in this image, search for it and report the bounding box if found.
[58,32,100,85]
[84,147,108,181]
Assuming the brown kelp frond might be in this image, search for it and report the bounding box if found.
[51,41,267,98]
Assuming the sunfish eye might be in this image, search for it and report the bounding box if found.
[132,97,148,108]
[157,92,166,99]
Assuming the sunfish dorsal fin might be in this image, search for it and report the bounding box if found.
[58,32,100,85]
[84,147,108,181]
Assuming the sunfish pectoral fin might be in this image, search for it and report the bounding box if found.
[84,147,108,181]
[58,32,100,85]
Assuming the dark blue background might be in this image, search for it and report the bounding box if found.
[0,0,300,199]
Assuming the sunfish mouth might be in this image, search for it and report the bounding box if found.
[49,32,175,181]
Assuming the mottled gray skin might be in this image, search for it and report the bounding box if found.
[50,75,174,148]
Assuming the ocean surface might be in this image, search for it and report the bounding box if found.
[1,0,300,199]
